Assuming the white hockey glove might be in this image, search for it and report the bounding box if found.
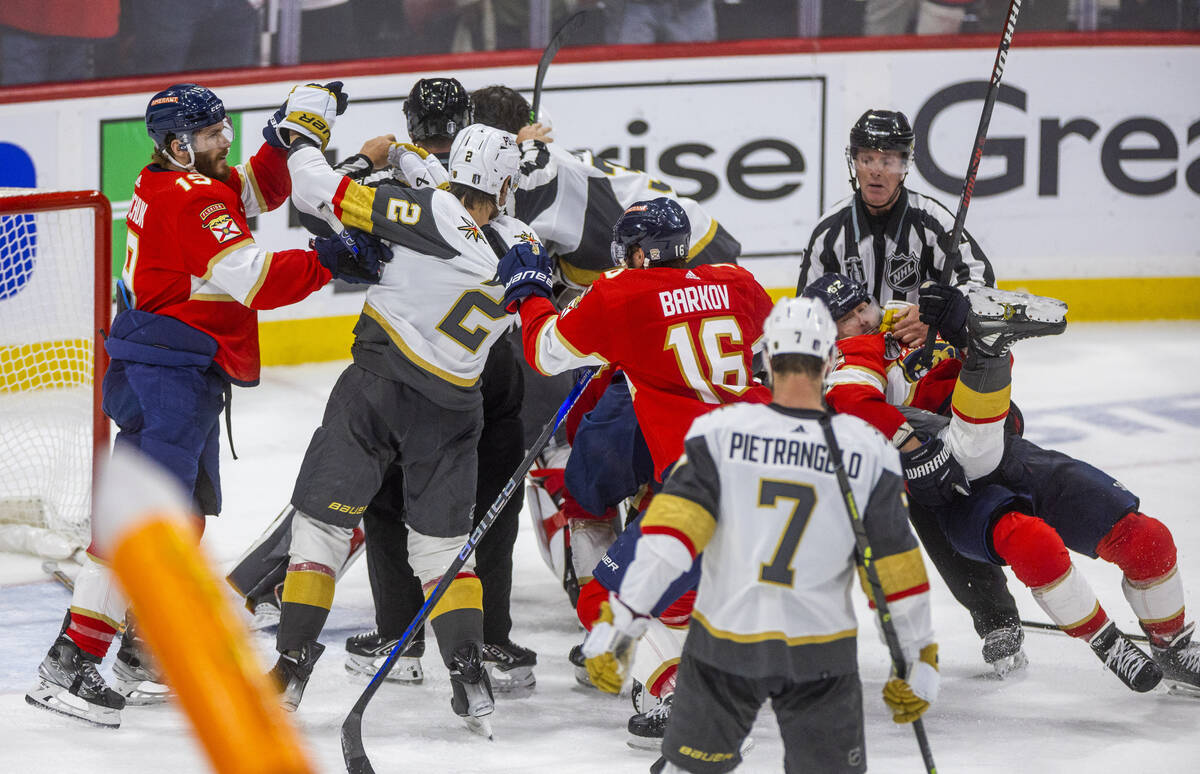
[388,142,450,189]
[581,593,649,694]
[270,82,346,151]
[882,643,939,723]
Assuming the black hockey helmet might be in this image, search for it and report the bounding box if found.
[849,109,915,157]
[403,78,471,142]
[801,273,873,323]
[611,198,691,268]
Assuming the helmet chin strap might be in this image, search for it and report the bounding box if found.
[165,133,198,172]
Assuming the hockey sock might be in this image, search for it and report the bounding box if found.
[948,354,1012,479]
[277,561,335,652]
[426,573,485,667]
[1097,513,1185,644]
[656,589,696,629]
[993,512,1108,639]
[65,552,128,658]
[67,611,120,659]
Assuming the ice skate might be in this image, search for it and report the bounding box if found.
[568,644,593,689]
[966,287,1068,358]
[249,599,281,632]
[627,691,672,751]
[982,623,1029,679]
[269,640,325,712]
[25,635,125,728]
[344,629,424,684]
[481,639,537,692]
[449,643,495,739]
[1089,622,1162,693]
[112,632,172,705]
[1149,622,1200,697]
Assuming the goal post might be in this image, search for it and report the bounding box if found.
[0,188,112,558]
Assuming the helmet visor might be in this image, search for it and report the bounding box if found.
[187,118,234,152]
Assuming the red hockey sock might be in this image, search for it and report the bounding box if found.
[991,511,1070,588]
[66,611,119,659]
[657,589,695,629]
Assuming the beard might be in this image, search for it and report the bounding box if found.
[193,148,231,181]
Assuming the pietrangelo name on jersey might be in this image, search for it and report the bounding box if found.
[658,284,730,317]
[728,431,863,477]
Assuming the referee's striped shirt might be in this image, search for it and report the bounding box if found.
[795,188,994,303]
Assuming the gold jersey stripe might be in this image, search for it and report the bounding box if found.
[280,569,336,610]
[687,218,719,260]
[240,160,267,214]
[951,380,1012,422]
[337,181,378,234]
[693,609,857,646]
[200,237,256,281]
[243,251,274,307]
[857,547,929,599]
[429,575,483,620]
[642,493,717,555]
[363,304,479,388]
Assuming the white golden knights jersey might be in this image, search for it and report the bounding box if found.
[619,402,934,681]
[515,141,741,285]
[796,187,993,304]
[287,144,538,408]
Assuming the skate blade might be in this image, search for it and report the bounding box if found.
[626,735,662,752]
[115,681,173,706]
[25,681,121,728]
[969,287,1068,323]
[486,664,535,693]
[463,714,494,740]
[1165,680,1200,698]
[344,655,423,684]
[988,650,1030,680]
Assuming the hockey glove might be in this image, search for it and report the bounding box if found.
[388,142,451,189]
[917,281,970,350]
[312,228,392,285]
[498,240,552,313]
[900,435,970,507]
[883,643,939,724]
[264,82,348,151]
[581,595,649,694]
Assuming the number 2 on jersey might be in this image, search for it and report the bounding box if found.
[758,480,817,587]
[664,317,750,404]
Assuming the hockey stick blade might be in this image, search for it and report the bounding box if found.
[42,560,74,592]
[340,369,596,774]
[1022,618,1149,643]
[530,8,599,122]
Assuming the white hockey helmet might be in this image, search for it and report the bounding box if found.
[763,296,839,378]
[448,123,520,202]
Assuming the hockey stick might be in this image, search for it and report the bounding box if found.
[530,7,599,122]
[817,416,937,774]
[341,368,596,774]
[920,0,1023,366]
[317,201,360,255]
[1021,618,1149,643]
[41,560,74,592]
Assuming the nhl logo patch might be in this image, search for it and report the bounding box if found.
[885,251,920,292]
[204,213,243,244]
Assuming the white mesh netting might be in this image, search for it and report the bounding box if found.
[0,188,99,555]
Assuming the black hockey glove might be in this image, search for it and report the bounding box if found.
[312,229,391,285]
[900,435,970,508]
[498,240,552,313]
[917,281,969,350]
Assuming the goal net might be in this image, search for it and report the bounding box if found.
[0,189,111,558]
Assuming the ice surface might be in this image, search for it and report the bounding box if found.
[1,322,1197,773]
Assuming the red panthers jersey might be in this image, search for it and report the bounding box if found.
[122,143,331,385]
[520,263,774,476]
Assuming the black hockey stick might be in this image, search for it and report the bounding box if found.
[818,416,937,774]
[41,560,74,592]
[920,0,1023,366]
[1021,618,1149,643]
[530,7,599,123]
[341,368,596,774]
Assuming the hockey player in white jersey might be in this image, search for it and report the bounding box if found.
[583,297,939,773]
[265,121,542,736]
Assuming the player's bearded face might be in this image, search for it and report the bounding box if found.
[854,149,906,211]
[189,120,234,181]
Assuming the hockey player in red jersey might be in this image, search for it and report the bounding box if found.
[25,82,389,729]
[805,273,1200,695]
[499,197,774,480]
